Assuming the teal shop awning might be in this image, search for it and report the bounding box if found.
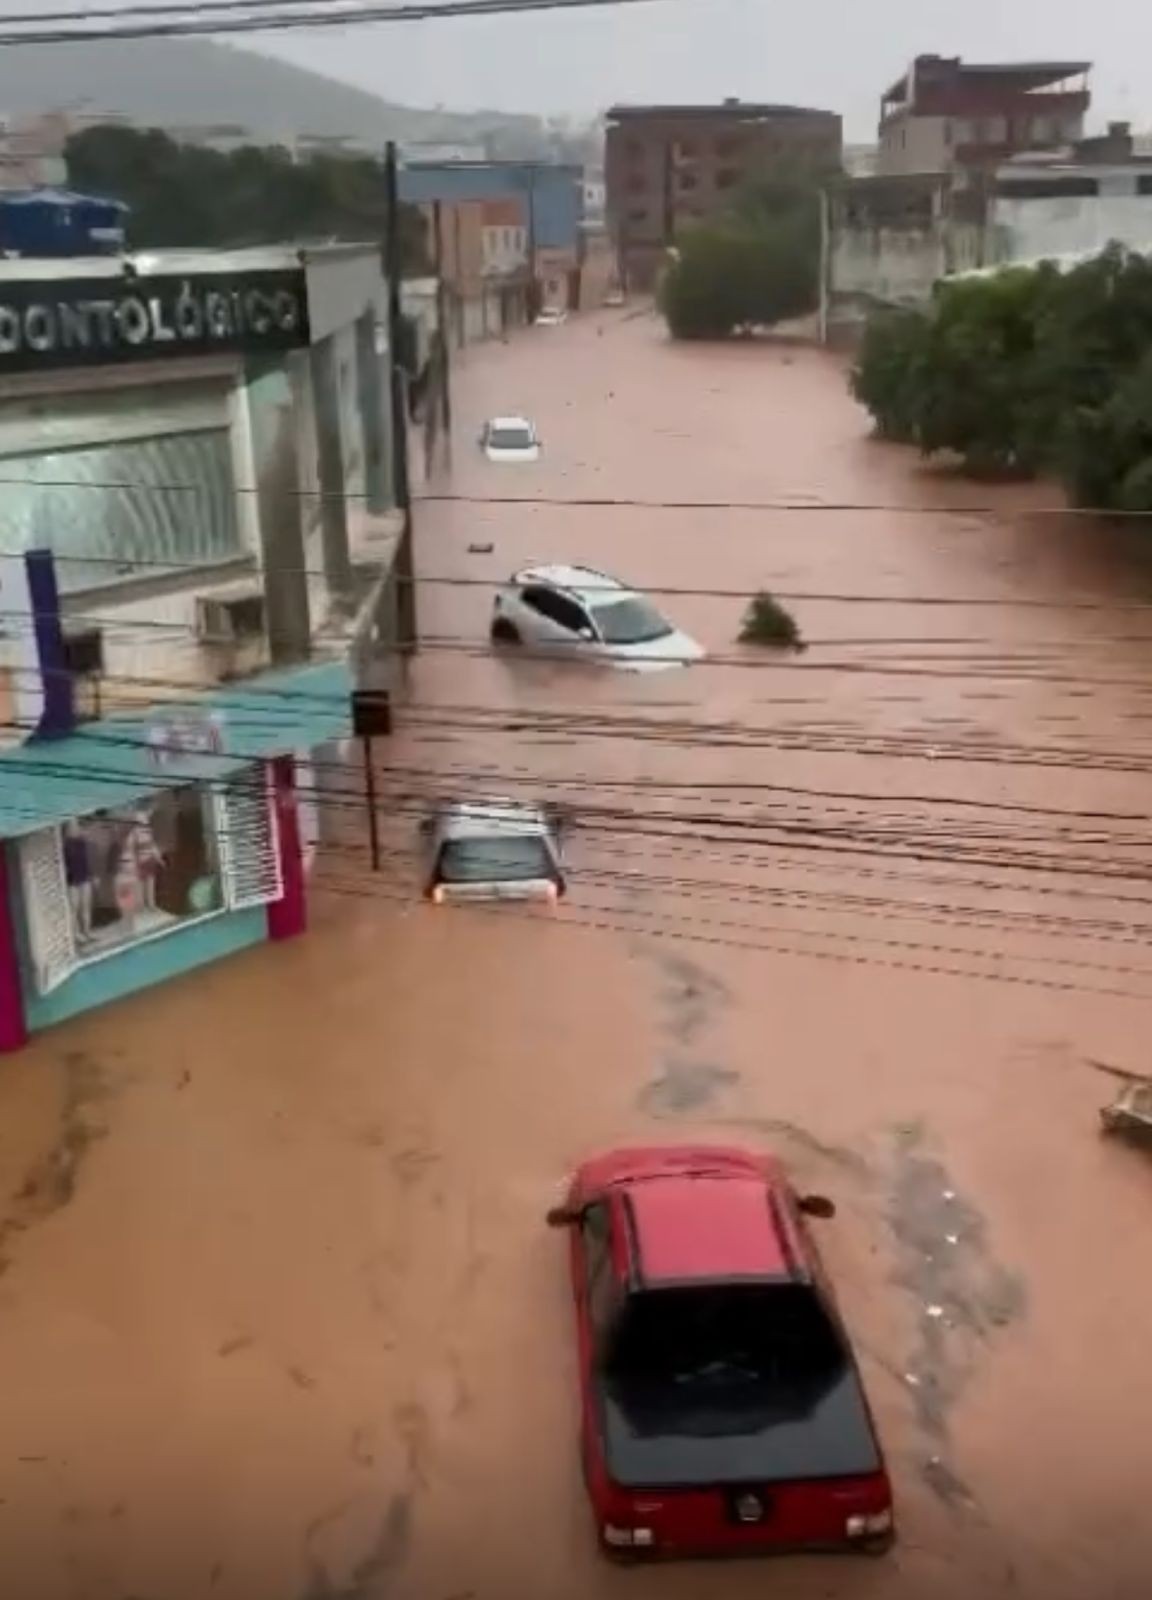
[0,659,351,838]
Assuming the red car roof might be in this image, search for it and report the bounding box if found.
[625,1174,798,1285]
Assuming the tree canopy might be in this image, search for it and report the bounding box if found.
[659,175,823,340]
[850,244,1152,510]
[66,125,428,271]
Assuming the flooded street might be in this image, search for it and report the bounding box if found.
[2,308,1152,1599]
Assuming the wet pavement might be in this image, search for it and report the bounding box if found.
[2,308,1152,1599]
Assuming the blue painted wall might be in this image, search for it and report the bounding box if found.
[398,163,584,252]
[6,845,266,1032]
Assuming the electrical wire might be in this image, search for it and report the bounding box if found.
[0,0,669,45]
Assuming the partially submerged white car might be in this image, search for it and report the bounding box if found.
[490,564,704,672]
[480,416,541,463]
[421,798,566,904]
[535,307,567,327]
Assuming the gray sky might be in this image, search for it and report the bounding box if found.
[259,0,1149,137]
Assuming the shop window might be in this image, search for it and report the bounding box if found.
[19,768,283,995]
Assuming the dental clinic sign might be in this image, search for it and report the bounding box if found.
[0,268,310,373]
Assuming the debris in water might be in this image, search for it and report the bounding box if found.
[467,542,494,555]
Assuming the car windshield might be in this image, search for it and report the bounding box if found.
[589,596,673,646]
[437,833,554,884]
[606,1284,844,1392]
[488,426,534,450]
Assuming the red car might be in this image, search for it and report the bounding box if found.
[546,1144,894,1560]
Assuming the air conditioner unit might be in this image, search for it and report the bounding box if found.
[62,625,105,677]
[196,587,266,645]
[63,625,105,723]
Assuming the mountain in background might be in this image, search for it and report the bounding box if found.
[0,37,598,161]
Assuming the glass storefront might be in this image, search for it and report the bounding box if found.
[19,765,283,998]
[63,784,224,958]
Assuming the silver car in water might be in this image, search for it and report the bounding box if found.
[421,798,567,904]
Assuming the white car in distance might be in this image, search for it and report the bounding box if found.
[535,307,567,327]
[491,564,704,672]
[480,416,541,463]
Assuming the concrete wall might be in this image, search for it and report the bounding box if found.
[990,191,1152,265]
[831,225,948,307]
[877,114,949,175]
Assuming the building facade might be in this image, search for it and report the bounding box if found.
[877,56,1091,178]
[605,100,842,290]
[823,128,1152,342]
[0,243,407,1049]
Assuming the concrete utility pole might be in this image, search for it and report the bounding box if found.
[384,140,417,654]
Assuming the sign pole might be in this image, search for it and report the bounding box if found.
[362,733,381,872]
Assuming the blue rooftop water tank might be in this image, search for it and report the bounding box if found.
[0,188,129,257]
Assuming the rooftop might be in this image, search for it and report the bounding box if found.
[884,56,1091,105]
[606,101,835,123]
[516,563,628,603]
[626,1176,795,1284]
[0,240,377,282]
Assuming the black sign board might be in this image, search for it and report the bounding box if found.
[0,267,310,372]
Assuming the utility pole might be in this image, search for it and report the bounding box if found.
[384,140,416,653]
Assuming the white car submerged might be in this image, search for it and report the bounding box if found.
[480,416,541,463]
[490,564,704,672]
[421,798,566,904]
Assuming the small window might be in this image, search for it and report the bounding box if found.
[716,168,740,190]
[675,139,698,159]
[677,170,698,192]
[627,206,648,225]
[715,136,741,159]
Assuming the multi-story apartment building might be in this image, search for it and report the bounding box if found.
[877,55,1091,179]
[605,99,842,289]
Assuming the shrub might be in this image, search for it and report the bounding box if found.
[739,592,805,649]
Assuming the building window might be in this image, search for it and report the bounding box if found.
[627,207,648,225]
[716,168,740,190]
[0,427,241,594]
[626,173,647,195]
[20,766,282,995]
[715,136,741,159]
[674,139,698,160]
[677,170,698,191]
[626,137,644,161]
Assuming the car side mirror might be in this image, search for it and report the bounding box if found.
[546,1204,581,1228]
[798,1193,836,1219]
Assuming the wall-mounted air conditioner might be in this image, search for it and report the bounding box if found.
[195,586,266,645]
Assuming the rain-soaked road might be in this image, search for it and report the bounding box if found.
[2,308,1152,1600]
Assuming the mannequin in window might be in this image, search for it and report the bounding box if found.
[124,807,164,917]
[63,821,94,943]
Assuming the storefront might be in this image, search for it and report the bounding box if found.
[0,660,350,1049]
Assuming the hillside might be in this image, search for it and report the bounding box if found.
[0,36,569,155]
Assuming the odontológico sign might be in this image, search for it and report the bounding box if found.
[0,269,310,371]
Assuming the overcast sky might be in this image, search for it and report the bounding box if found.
[257,0,1149,137]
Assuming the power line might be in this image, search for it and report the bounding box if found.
[0,0,667,45]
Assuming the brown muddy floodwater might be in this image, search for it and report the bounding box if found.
[1,309,1152,1600]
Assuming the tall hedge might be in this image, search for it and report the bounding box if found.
[850,243,1152,508]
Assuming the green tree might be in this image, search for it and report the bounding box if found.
[849,308,931,444]
[659,174,822,340]
[66,125,428,270]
